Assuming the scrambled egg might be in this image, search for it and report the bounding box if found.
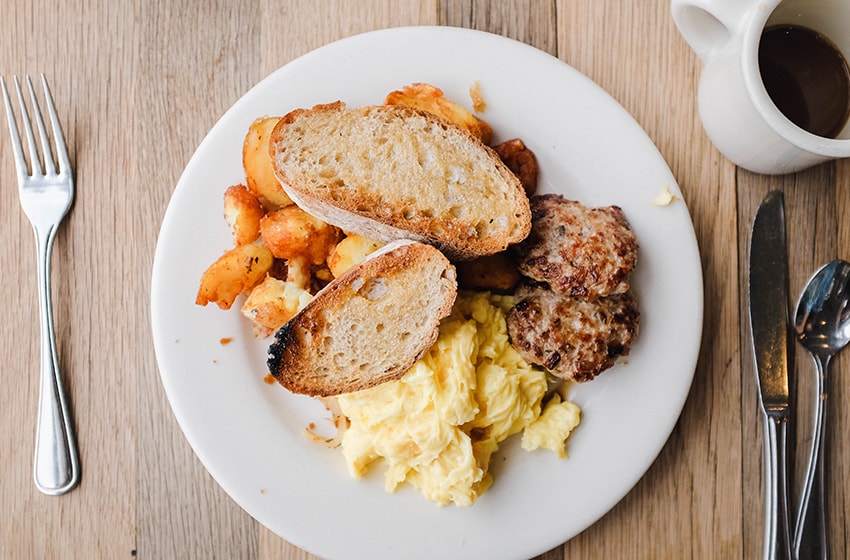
[335,291,581,507]
[521,393,581,458]
[651,184,678,206]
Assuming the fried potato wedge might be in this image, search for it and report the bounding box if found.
[241,275,313,337]
[327,233,383,278]
[494,138,539,197]
[259,205,341,264]
[196,243,274,309]
[243,116,293,208]
[385,83,492,144]
[224,184,265,246]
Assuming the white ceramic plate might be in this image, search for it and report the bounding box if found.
[151,26,703,560]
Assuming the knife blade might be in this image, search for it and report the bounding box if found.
[748,189,792,560]
[750,190,791,417]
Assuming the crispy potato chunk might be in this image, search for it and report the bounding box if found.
[494,138,539,197]
[243,116,293,208]
[223,184,265,246]
[241,275,313,337]
[260,205,341,264]
[455,252,521,293]
[196,244,274,309]
[313,265,333,284]
[385,83,493,144]
[285,255,311,290]
[266,257,333,294]
[327,234,384,278]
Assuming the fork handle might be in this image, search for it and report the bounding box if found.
[32,226,80,495]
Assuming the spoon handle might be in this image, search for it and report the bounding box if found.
[793,354,829,560]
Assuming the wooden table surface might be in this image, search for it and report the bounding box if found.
[2,1,849,558]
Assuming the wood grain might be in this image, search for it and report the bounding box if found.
[1,0,848,558]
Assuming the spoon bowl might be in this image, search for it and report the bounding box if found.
[792,259,850,559]
[796,260,850,355]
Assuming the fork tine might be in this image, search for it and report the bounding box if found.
[1,76,28,180]
[38,75,69,175]
[12,76,42,176]
[26,75,56,176]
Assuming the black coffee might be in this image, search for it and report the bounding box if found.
[759,25,850,138]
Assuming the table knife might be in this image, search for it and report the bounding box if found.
[748,190,792,560]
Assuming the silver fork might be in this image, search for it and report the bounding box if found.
[2,74,80,495]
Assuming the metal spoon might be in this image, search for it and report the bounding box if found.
[792,259,850,559]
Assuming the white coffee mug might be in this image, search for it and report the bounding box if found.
[672,0,850,174]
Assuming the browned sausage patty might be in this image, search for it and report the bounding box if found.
[507,282,639,382]
[515,195,638,300]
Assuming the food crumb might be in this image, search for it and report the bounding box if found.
[651,185,678,206]
[220,337,234,345]
[260,488,266,494]
[470,81,486,112]
[263,373,276,385]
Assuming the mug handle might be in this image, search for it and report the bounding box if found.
[671,0,754,60]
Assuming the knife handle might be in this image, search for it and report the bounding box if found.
[763,415,792,560]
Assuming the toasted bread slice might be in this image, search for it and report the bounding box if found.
[269,102,531,260]
[267,240,457,397]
